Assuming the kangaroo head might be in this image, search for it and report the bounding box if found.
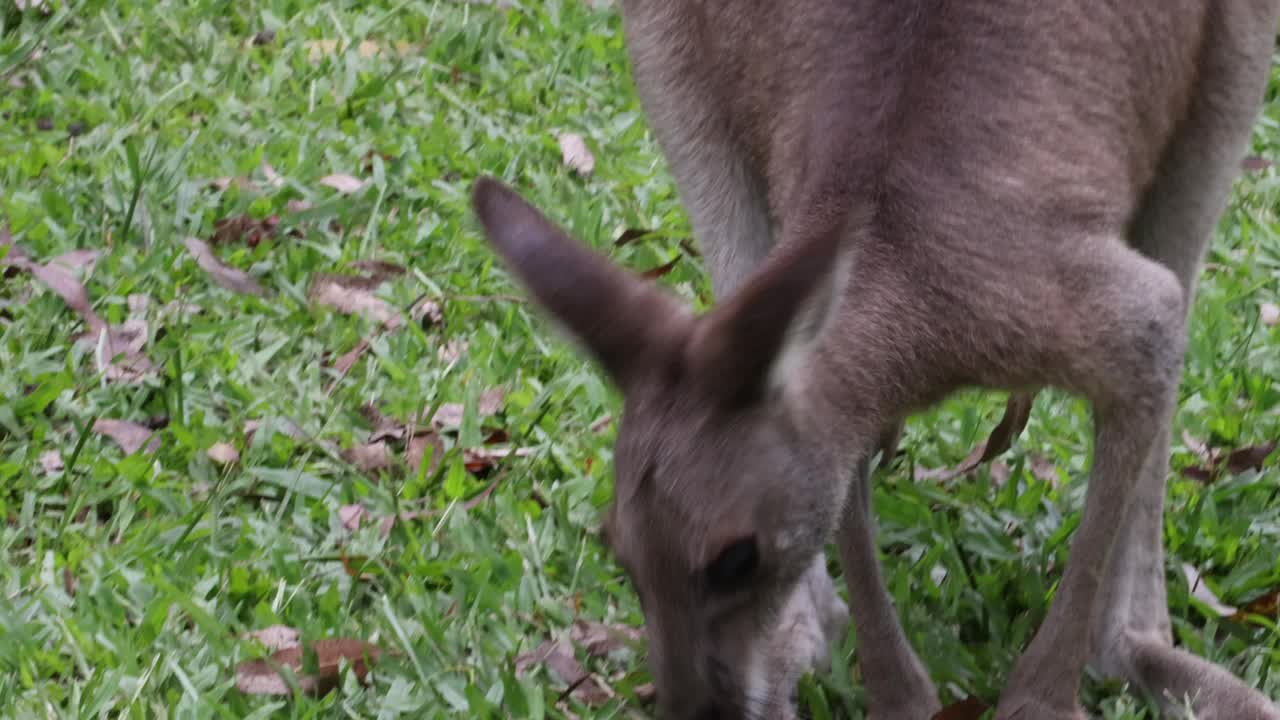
[472,178,854,719]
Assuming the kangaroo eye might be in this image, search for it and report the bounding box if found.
[705,537,759,591]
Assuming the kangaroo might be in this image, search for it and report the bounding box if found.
[471,2,1280,718]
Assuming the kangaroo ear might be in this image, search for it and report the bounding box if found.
[686,228,847,407]
[472,177,691,389]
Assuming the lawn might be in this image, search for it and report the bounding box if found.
[1,2,1278,718]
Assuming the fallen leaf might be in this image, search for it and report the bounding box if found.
[633,682,656,704]
[919,392,1036,481]
[308,273,400,328]
[640,256,680,279]
[39,450,64,474]
[211,214,279,247]
[614,228,653,247]
[319,173,365,194]
[406,433,445,475]
[1027,454,1059,486]
[988,460,1011,486]
[342,441,395,475]
[463,446,534,475]
[184,238,268,297]
[333,339,371,374]
[570,619,643,657]
[26,261,99,325]
[515,639,612,707]
[1261,302,1279,327]
[1179,434,1276,483]
[437,338,468,367]
[93,419,160,455]
[49,249,100,278]
[304,39,416,62]
[235,638,381,696]
[1225,443,1277,475]
[348,259,406,281]
[207,442,240,465]
[338,504,368,531]
[478,387,506,416]
[932,695,990,720]
[286,198,313,213]
[558,133,595,176]
[1242,155,1272,172]
[1182,563,1236,617]
[243,625,301,651]
[260,161,285,188]
[1231,589,1280,622]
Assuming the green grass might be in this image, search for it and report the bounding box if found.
[1,2,1278,718]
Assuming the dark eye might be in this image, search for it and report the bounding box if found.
[705,537,759,590]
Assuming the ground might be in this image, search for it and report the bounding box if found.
[1,2,1278,718]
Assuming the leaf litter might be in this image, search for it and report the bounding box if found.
[235,637,381,696]
[4,241,157,383]
[1182,563,1237,617]
[93,419,161,455]
[1179,430,1277,483]
[917,391,1036,481]
[184,238,269,297]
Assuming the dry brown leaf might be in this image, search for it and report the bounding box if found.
[640,256,680,280]
[1231,589,1280,623]
[243,625,302,651]
[614,228,653,247]
[515,639,612,707]
[342,441,395,475]
[432,390,504,430]
[407,433,445,475]
[932,695,990,720]
[308,273,401,328]
[463,446,534,475]
[570,619,643,657]
[919,392,1036,481]
[333,339,371,374]
[207,442,240,465]
[26,261,100,325]
[1027,454,1059,485]
[39,450,64,475]
[184,238,268,297]
[338,504,368,531]
[1261,302,1279,327]
[1225,443,1278,475]
[319,173,365,194]
[93,419,160,455]
[1242,155,1273,172]
[437,338,468,367]
[211,214,280,248]
[304,39,416,62]
[348,259,406,281]
[1182,563,1236,617]
[50,249,100,278]
[235,638,381,696]
[260,161,285,188]
[558,133,595,175]
[1179,433,1276,483]
[478,387,506,416]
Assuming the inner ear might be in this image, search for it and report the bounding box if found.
[687,229,850,408]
